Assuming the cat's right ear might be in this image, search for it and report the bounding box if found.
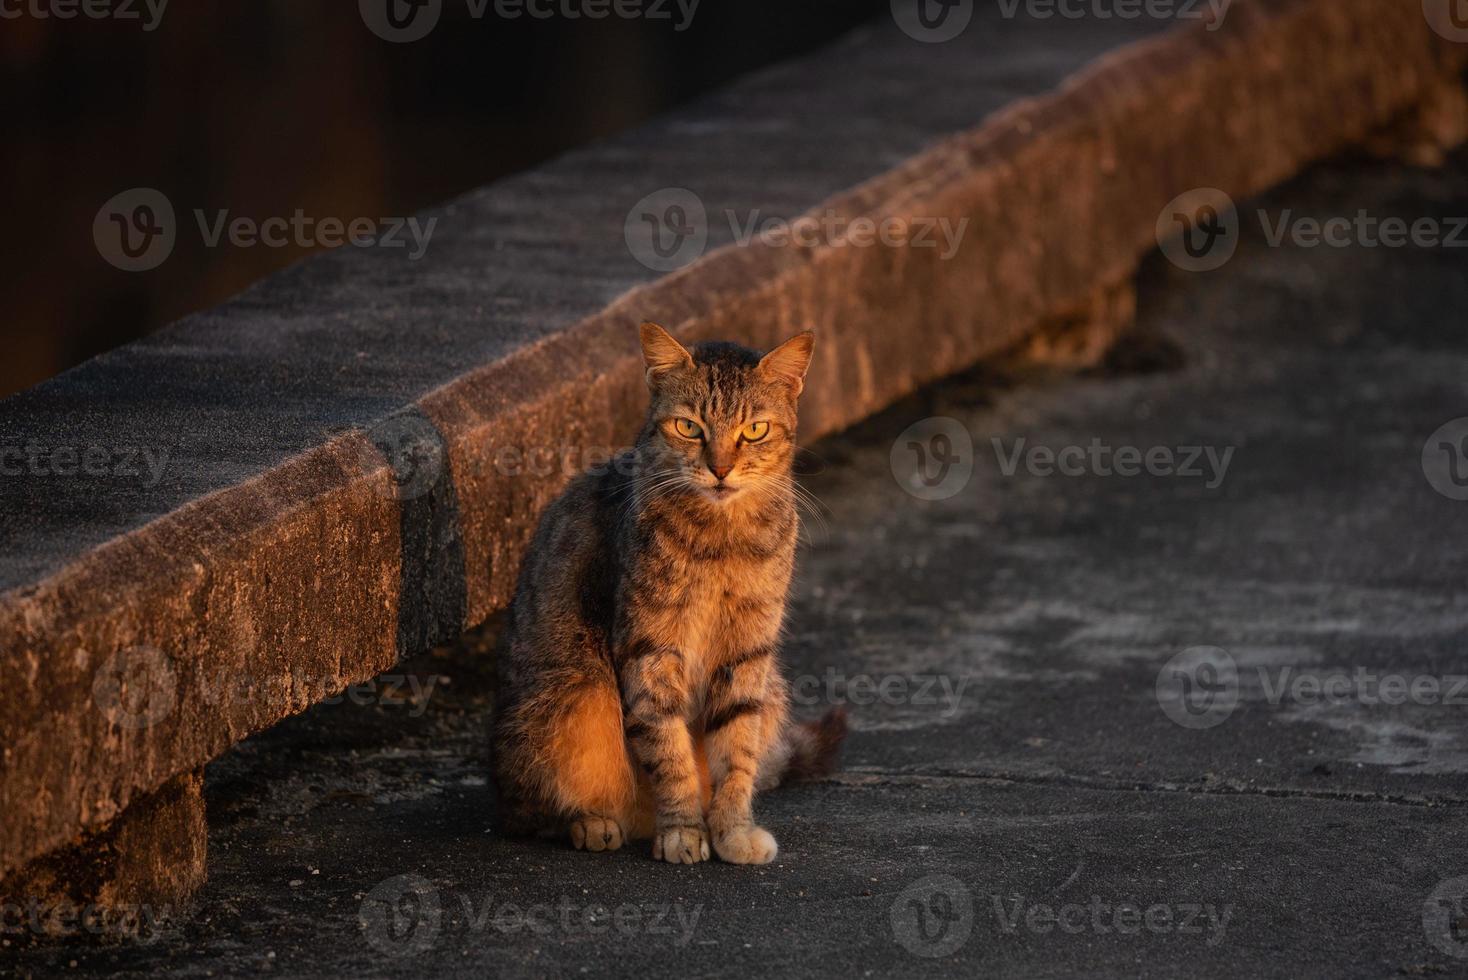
[639,321,693,387]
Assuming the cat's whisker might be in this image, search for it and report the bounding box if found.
[775,475,830,544]
[629,473,697,513]
[792,444,833,477]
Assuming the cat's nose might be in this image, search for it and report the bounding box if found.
[708,461,733,481]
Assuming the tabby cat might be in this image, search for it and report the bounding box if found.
[491,322,846,864]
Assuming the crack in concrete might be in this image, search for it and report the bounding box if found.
[827,766,1468,808]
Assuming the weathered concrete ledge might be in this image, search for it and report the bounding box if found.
[1,0,1463,894]
[0,770,205,940]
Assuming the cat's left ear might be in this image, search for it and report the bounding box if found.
[758,330,815,397]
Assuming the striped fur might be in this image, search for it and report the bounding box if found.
[491,323,846,864]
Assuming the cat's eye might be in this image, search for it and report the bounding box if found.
[741,421,770,442]
[673,418,703,440]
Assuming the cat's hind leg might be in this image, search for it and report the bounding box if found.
[544,682,637,852]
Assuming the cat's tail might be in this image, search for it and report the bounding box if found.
[763,707,848,788]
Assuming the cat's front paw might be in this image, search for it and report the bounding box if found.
[713,824,778,865]
[570,815,624,852]
[652,824,710,864]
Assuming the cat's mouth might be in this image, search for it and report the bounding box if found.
[705,483,739,500]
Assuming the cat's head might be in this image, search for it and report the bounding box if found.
[636,321,814,507]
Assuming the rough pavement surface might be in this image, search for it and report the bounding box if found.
[8,153,1468,978]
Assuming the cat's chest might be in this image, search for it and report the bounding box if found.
[674,560,777,648]
[626,551,787,662]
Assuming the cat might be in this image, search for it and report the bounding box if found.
[491,321,846,865]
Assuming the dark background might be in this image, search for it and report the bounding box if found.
[0,0,888,398]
